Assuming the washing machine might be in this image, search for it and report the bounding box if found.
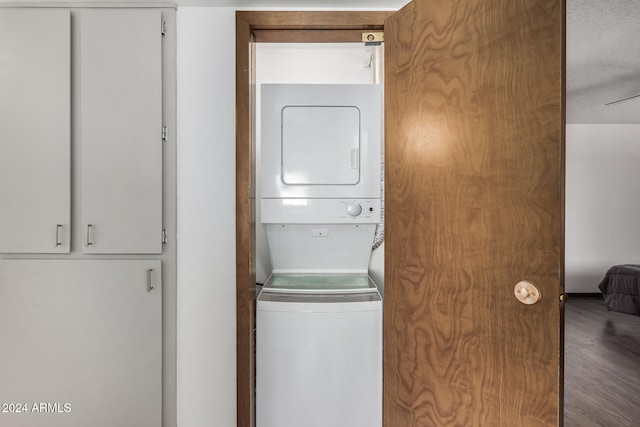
[256,84,383,427]
[256,274,381,427]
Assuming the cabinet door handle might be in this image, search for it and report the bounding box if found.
[54,224,63,247]
[146,269,154,292]
[84,224,93,247]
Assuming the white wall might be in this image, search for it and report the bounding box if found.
[565,124,640,293]
[176,7,237,427]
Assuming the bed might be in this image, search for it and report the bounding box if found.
[597,264,640,315]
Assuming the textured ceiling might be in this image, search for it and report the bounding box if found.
[567,0,640,123]
[2,0,637,123]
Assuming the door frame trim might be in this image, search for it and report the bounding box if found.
[235,11,390,427]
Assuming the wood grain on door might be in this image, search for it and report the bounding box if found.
[384,1,564,425]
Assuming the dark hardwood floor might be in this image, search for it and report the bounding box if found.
[564,295,640,426]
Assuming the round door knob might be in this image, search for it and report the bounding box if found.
[347,203,363,217]
[514,281,541,305]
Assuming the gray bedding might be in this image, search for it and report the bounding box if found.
[597,264,640,315]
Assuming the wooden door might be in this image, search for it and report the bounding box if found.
[0,9,71,253]
[384,1,564,426]
[79,9,163,254]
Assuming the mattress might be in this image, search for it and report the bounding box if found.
[597,264,640,315]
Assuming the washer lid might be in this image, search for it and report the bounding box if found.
[263,273,378,294]
[257,291,382,308]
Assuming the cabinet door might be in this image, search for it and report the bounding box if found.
[0,9,70,253]
[79,9,163,254]
[0,260,162,427]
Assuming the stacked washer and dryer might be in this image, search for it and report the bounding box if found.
[256,83,383,427]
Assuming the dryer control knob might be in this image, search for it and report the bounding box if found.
[347,203,363,217]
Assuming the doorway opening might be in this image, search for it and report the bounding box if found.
[235,12,389,426]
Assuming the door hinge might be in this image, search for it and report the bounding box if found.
[162,126,168,142]
[161,21,167,38]
[162,228,168,244]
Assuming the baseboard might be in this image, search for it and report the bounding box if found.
[567,292,602,298]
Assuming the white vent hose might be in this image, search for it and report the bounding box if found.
[371,44,384,250]
[372,160,384,249]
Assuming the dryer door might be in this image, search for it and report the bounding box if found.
[261,84,381,199]
[281,105,360,186]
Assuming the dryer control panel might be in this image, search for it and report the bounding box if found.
[261,198,381,224]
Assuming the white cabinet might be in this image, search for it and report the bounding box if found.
[79,10,163,254]
[0,9,71,253]
[0,8,164,254]
[0,260,162,427]
[0,7,174,426]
